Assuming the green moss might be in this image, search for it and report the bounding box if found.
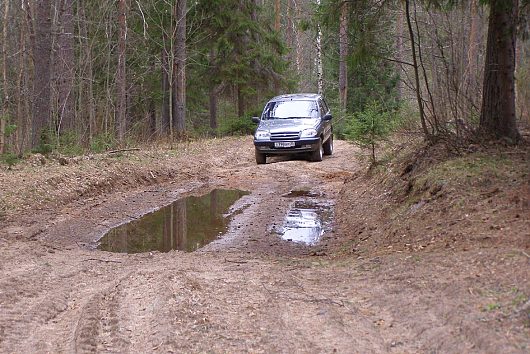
[412,154,515,198]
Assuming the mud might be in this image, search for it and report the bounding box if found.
[0,137,528,353]
[279,199,333,245]
[98,189,249,253]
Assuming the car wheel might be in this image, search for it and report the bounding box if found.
[323,134,333,155]
[310,139,323,162]
[255,149,266,164]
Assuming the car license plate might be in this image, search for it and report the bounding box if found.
[274,142,295,148]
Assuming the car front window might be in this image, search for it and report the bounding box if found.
[262,100,319,120]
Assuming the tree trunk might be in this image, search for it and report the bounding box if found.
[395,1,404,100]
[148,98,156,138]
[56,0,75,135]
[116,0,127,143]
[16,2,29,153]
[161,32,170,135]
[208,48,217,131]
[338,1,348,110]
[173,0,186,139]
[78,3,96,144]
[293,0,302,75]
[466,0,479,95]
[1,0,9,154]
[31,0,53,149]
[405,0,429,138]
[479,0,520,143]
[275,0,281,32]
[286,0,294,62]
[316,0,323,95]
[237,85,245,118]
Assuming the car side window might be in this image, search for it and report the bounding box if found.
[321,99,329,114]
[317,99,325,118]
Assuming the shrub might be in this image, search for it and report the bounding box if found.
[56,131,84,156]
[32,129,53,155]
[218,115,256,136]
[0,152,20,169]
[345,101,396,164]
[90,132,117,153]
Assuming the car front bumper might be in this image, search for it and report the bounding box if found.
[254,137,320,154]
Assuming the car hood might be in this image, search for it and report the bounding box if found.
[258,118,319,133]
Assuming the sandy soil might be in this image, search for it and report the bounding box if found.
[0,136,528,353]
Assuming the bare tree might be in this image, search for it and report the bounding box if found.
[338,1,348,110]
[1,0,9,154]
[316,0,323,94]
[173,0,186,139]
[116,0,127,143]
[31,0,53,148]
[56,0,75,135]
[404,0,429,138]
[395,1,404,100]
[77,3,96,144]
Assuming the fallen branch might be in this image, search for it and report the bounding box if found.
[224,258,248,264]
[107,148,140,154]
[84,258,123,263]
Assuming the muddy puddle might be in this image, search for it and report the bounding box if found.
[279,191,333,245]
[98,189,249,253]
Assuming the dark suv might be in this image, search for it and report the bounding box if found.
[251,93,333,164]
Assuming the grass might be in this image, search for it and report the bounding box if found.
[483,303,501,312]
[415,154,514,190]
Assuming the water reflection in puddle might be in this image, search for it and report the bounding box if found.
[98,189,249,254]
[280,200,333,245]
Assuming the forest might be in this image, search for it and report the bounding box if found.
[0,0,528,160]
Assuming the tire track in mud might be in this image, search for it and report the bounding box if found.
[73,272,133,353]
[0,284,71,352]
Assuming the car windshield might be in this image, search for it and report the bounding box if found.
[261,100,319,120]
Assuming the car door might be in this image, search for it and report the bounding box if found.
[318,98,332,141]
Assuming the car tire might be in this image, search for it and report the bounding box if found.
[323,134,333,155]
[255,149,266,164]
[310,139,323,162]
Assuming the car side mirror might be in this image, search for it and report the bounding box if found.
[323,113,332,121]
[251,116,260,124]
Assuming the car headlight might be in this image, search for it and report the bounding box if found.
[300,128,318,138]
[255,130,270,139]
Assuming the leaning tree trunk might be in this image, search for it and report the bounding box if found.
[31,0,53,149]
[405,0,429,139]
[479,0,520,143]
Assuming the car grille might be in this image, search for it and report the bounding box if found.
[270,132,300,140]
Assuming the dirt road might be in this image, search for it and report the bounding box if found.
[0,137,528,353]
